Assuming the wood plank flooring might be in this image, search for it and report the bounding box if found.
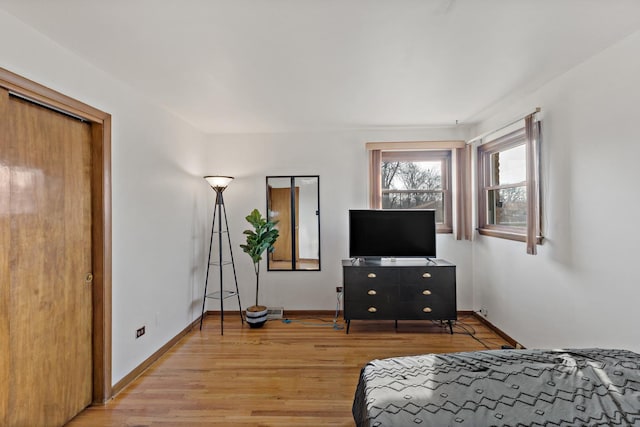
[67,313,510,426]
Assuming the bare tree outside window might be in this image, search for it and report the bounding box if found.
[369,147,455,233]
[382,160,446,223]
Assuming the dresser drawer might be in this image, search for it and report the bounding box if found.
[346,301,396,319]
[397,281,452,301]
[396,266,455,284]
[346,281,395,298]
[398,299,456,319]
[343,268,396,284]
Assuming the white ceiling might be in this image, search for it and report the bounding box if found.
[2,0,640,134]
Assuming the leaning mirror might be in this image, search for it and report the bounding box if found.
[266,176,320,271]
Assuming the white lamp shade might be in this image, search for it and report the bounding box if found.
[204,175,234,189]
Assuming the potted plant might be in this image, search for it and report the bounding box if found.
[240,208,279,328]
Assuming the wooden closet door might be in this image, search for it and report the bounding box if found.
[270,187,292,262]
[1,90,93,426]
[269,187,300,264]
[0,88,11,427]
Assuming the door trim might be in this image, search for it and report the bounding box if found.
[0,67,113,404]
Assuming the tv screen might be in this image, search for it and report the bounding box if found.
[349,209,436,259]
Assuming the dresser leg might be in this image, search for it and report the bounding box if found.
[448,320,453,334]
[346,319,350,334]
[395,320,398,330]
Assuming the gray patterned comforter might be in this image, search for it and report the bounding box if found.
[353,348,640,426]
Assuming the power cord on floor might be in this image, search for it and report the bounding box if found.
[451,320,505,350]
[281,289,346,330]
[424,317,502,350]
[281,318,344,330]
[333,289,343,329]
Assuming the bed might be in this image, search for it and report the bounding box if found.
[353,348,640,426]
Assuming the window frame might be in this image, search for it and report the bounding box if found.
[375,149,453,234]
[477,127,541,243]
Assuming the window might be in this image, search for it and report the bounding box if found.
[482,140,526,228]
[368,142,466,234]
[477,121,541,251]
[380,150,452,232]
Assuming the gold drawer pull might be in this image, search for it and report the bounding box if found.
[367,289,377,296]
[367,273,377,278]
[423,307,432,313]
[422,273,431,278]
[422,290,432,295]
[368,307,377,313]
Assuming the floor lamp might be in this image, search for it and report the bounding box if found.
[200,175,243,334]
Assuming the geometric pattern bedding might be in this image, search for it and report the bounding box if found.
[353,348,640,426]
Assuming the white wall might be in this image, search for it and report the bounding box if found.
[0,10,208,384]
[471,30,640,352]
[204,128,474,313]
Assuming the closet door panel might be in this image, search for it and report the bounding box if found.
[4,92,93,427]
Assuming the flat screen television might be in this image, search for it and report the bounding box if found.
[349,209,436,259]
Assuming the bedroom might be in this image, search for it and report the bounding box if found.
[2,1,640,425]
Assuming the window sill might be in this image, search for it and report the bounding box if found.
[477,227,543,244]
[436,226,453,234]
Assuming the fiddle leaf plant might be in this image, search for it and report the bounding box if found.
[240,208,279,307]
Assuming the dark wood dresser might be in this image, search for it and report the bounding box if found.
[342,259,457,333]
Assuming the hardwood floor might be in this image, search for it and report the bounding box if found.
[67,313,510,426]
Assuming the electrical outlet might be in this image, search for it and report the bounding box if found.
[336,286,343,293]
[136,326,145,338]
